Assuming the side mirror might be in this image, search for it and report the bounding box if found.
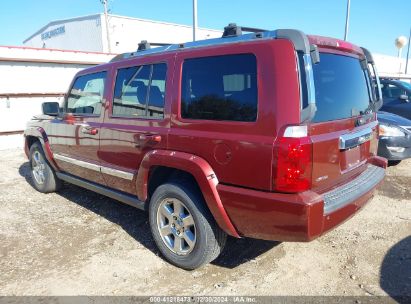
[42,102,60,116]
[399,94,409,102]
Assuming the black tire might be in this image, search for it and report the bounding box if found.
[149,182,227,270]
[29,142,62,193]
[388,160,401,167]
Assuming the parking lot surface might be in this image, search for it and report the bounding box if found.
[0,149,410,296]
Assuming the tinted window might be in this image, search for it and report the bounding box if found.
[67,72,106,115]
[113,65,151,117]
[312,54,371,122]
[298,52,309,109]
[367,64,380,102]
[381,84,388,99]
[148,64,166,118]
[181,54,257,122]
[381,83,405,100]
[402,82,411,90]
[113,63,166,118]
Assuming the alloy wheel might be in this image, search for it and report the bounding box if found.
[156,198,196,255]
[31,151,46,185]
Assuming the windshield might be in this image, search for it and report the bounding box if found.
[312,53,372,123]
[399,81,411,90]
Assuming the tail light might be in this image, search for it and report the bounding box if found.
[273,126,312,193]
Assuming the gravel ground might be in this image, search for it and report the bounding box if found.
[0,148,410,297]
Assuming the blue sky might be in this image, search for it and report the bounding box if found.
[0,0,410,56]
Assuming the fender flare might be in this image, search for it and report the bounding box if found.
[136,150,240,238]
[24,127,59,171]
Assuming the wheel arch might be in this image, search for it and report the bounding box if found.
[24,127,58,170]
[137,150,240,238]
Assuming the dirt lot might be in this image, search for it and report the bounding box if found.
[0,148,410,297]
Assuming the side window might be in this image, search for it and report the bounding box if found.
[381,83,390,99]
[67,72,106,115]
[388,84,405,99]
[113,63,166,118]
[113,65,151,117]
[148,64,166,118]
[181,54,258,122]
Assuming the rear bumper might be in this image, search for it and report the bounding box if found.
[219,158,386,242]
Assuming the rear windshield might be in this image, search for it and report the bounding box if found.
[312,53,372,123]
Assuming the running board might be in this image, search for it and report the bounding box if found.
[56,172,146,211]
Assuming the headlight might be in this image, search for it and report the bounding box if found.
[379,124,406,137]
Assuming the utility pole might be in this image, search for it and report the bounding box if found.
[405,27,411,75]
[344,0,351,41]
[101,0,112,53]
[193,0,198,41]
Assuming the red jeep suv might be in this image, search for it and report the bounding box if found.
[24,24,387,269]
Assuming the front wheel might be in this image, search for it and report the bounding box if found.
[29,142,61,193]
[149,182,226,270]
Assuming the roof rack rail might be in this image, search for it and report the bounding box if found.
[109,53,131,63]
[108,29,311,63]
[137,40,151,51]
[150,42,173,47]
[222,23,268,38]
[110,41,173,62]
[137,41,172,52]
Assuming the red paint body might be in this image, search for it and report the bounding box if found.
[24,34,387,242]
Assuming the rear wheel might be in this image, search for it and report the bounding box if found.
[149,182,226,269]
[29,142,61,193]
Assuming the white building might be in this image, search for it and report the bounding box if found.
[373,53,411,79]
[23,14,223,53]
[0,45,115,149]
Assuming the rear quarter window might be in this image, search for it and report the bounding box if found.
[181,54,258,122]
[312,53,371,122]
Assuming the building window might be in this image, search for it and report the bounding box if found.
[113,63,166,118]
[181,54,258,122]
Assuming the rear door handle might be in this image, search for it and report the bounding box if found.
[138,134,162,143]
[81,126,98,135]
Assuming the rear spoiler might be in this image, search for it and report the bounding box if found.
[361,47,375,64]
[276,30,319,123]
[361,47,383,110]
